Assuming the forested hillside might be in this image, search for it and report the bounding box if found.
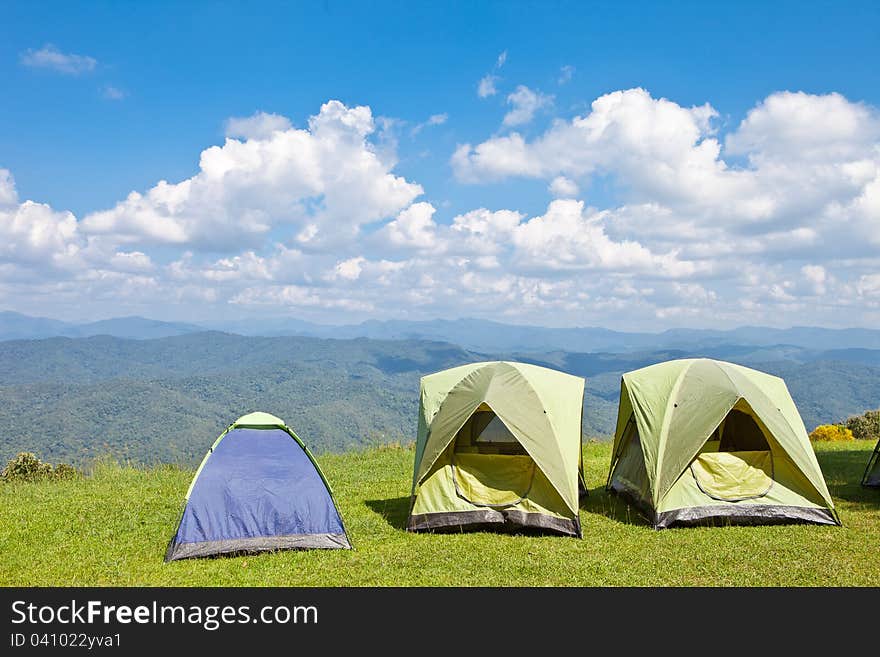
[1,332,878,467]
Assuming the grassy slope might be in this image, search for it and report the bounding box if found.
[2,441,879,586]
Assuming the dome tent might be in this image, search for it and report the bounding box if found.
[407,361,586,537]
[607,359,839,529]
[165,412,351,561]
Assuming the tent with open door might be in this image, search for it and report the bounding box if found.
[862,440,880,488]
[606,359,839,529]
[407,361,586,537]
[165,412,351,561]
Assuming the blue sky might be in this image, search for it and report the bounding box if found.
[1,1,879,328]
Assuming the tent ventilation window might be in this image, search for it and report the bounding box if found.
[453,404,527,455]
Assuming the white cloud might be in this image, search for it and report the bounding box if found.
[81,101,423,250]
[558,65,574,85]
[511,199,696,276]
[503,85,553,127]
[726,91,880,163]
[857,273,880,299]
[477,51,507,99]
[411,113,448,135]
[101,85,126,101]
[230,285,374,312]
[0,199,81,267]
[801,264,828,295]
[453,87,880,256]
[0,170,82,269]
[548,176,579,198]
[3,90,880,329]
[451,207,522,238]
[380,202,438,250]
[332,256,366,281]
[224,111,292,139]
[109,251,153,272]
[478,75,499,99]
[455,88,723,195]
[20,44,96,75]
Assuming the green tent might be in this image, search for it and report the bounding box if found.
[862,440,880,488]
[606,358,839,528]
[407,361,586,537]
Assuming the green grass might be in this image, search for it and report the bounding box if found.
[2,441,879,586]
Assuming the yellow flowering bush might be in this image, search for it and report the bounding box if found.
[809,424,854,442]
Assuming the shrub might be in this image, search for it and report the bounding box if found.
[809,424,854,442]
[1,452,80,482]
[846,409,880,442]
[52,463,80,480]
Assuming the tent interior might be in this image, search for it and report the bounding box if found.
[693,404,775,501]
[450,402,536,508]
[614,398,811,507]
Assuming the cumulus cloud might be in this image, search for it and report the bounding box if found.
[548,176,579,198]
[380,202,439,250]
[455,88,723,192]
[800,264,828,295]
[81,101,423,250]
[511,199,696,276]
[20,44,97,75]
[224,111,292,139]
[726,91,880,163]
[450,208,523,252]
[503,86,554,127]
[2,90,880,329]
[453,88,880,256]
[0,169,160,321]
[0,170,82,269]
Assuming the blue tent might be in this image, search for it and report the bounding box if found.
[165,412,351,561]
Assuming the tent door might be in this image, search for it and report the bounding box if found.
[691,408,775,501]
[451,403,535,508]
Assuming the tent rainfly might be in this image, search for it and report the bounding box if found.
[863,440,880,488]
[607,359,840,529]
[165,412,351,561]
[407,361,586,537]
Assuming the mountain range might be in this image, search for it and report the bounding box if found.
[0,328,878,468]
[3,310,880,353]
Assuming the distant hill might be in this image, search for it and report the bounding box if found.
[0,311,72,340]
[5,310,880,353]
[204,317,880,353]
[0,333,483,466]
[0,311,201,341]
[0,331,878,468]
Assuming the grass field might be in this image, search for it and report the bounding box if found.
[2,440,879,586]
